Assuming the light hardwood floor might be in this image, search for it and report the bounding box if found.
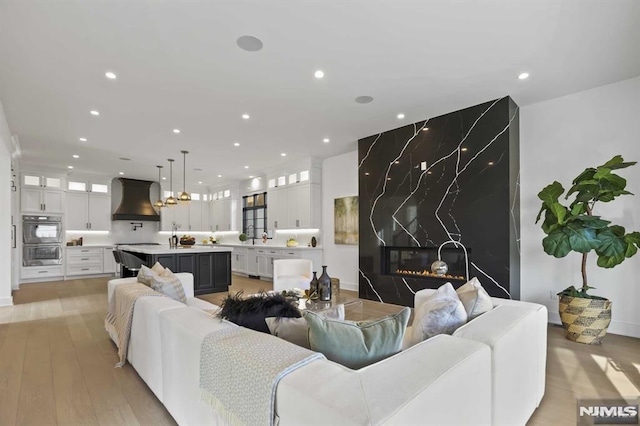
[1,275,638,425]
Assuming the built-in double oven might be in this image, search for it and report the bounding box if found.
[22,215,63,266]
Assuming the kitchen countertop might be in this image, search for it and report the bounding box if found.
[119,244,233,255]
[213,243,322,250]
[66,245,116,248]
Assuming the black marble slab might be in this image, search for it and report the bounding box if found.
[358,96,520,306]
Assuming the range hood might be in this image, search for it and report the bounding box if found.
[112,178,160,222]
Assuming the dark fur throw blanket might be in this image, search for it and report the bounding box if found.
[217,292,301,333]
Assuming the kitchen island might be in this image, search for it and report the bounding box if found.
[119,245,233,295]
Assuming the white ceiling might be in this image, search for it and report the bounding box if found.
[1,0,639,187]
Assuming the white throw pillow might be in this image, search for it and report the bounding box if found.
[456,277,493,320]
[136,262,166,286]
[150,268,187,304]
[410,282,467,345]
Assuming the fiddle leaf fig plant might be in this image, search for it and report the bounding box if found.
[535,155,640,299]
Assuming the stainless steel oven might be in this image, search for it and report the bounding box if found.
[23,244,63,266]
[23,215,63,244]
[22,215,63,267]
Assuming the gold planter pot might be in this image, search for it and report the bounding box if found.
[558,295,612,345]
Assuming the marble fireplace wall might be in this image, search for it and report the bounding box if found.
[358,96,520,306]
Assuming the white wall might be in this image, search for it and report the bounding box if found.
[322,151,359,291]
[0,101,14,306]
[521,76,640,338]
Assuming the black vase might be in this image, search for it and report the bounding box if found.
[318,265,331,301]
[309,272,319,296]
[311,236,317,247]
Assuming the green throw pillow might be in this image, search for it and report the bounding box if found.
[304,307,411,370]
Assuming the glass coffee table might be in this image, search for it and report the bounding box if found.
[295,293,363,316]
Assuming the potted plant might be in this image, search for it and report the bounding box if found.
[238,233,248,243]
[536,155,639,344]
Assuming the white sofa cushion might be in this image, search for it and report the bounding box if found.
[150,268,187,303]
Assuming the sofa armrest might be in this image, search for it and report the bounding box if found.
[452,304,547,426]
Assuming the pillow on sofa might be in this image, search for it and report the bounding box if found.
[456,277,493,320]
[411,282,467,345]
[149,268,187,303]
[217,292,301,333]
[136,262,166,286]
[304,307,411,370]
[265,304,345,349]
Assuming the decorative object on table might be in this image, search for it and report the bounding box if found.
[209,235,217,244]
[286,238,298,247]
[309,271,319,295]
[430,240,470,281]
[262,232,268,244]
[238,233,247,242]
[535,155,639,345]
[217,291,301,333]
[318,265,332,301]
[334,196,359,245]
[179,235,196,246]
[330,277,340,296]
[310,236,317,247]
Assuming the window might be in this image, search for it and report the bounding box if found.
[288,173,297,184]
[68,181,87,191]
[242,192,267,239]
[23,175,40,186]
[277,175,286,186]
[299,170,310,182]
[191,193,201,201]
[91,183,108,193]
[268,178,276,188]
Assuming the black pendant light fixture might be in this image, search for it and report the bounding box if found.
[153,165,165,209]
[165,159,178,206]
[178,150,191,203]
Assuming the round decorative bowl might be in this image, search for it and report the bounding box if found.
[179,239,195,246]
[286,241,299,247]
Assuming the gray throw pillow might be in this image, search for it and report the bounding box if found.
[304,307,411,370]
[266,304,345,349]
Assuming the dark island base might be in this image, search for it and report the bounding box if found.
[125,251,231,295]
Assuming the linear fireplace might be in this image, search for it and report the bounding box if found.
[381,246,471,283]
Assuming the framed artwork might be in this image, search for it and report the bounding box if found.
[334,196,358,245]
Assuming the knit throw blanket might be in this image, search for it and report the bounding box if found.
[200,326,325,426]
[104,282,165,367]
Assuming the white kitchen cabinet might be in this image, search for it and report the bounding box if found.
[267,183,320,230]
[21,187,65,213]
[21,265,64,280]
[22,173,64,190]
[161,203,190,232]
[65,192,111,231]
[246,247,258,275]
[211,198,233,231]
[188,200,203,231]
[201,201,211,232]
[103,247,117,274]
[231,247,248,274]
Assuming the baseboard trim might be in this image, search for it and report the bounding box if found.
[0,296,14,307]
[549,311,640,339]
[340,282,358,292]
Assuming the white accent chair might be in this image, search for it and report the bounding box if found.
[272,259,313,292]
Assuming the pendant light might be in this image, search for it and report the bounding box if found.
[178,150,191,203]
[153,165,165,209]
[165,159,178,206]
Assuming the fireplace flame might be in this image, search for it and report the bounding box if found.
[395,269,465,280]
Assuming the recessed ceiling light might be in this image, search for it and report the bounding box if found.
[233,142,240,147]
[72,154,79,159]
[422,127,429,131]
[244,165,249,169]
[314,70,324,79]
[518,72,530,80]
[355,96,374,104]
[198,181,202,184]
[242,114,250,120]
[217,174,222,178]
[119,172,124,175]
[105,71,117,79]
[323,138,330,143]
[461,147,468,152]
[397,113,405,119]
[236,35,263,52]
[281,153,286,157]
[173,129,181,134]
[67,165,73,169]
[79,137,87,142]
[90,110,100,116]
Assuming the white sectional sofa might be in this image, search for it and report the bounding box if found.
[107,275,547,425]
